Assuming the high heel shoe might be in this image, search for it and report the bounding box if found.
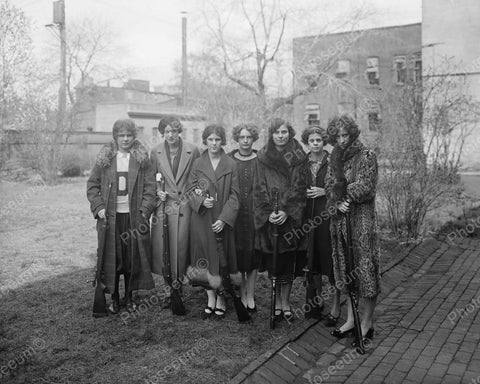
[331,326,354,339]
[324,313,340,327]
[351,328,374,347]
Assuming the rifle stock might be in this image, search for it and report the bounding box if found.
[304,198,317,318]
[346,211,365,354]
[270,190,279,329]
[92,182,112,318]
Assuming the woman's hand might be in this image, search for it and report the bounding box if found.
[338,200,351,213]
[203,196,215,208]
[307,186,326,199]
[157,190,168,201]
[211,220,225,233]
[98,209,106,220]
[269,210,287,225]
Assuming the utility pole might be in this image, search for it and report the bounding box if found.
[53,0,66,134]
[181,12,187,107]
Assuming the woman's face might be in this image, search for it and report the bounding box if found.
[206,133,222,155]
[116,127,135,153]
[337,127,350,148]
[272,124,290,148]
[238,128,254,151]
[308,133,324,154]
[164,124,180,145]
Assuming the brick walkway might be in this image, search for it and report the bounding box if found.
[230,237,480,384]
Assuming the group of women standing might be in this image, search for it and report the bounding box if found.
[87,114,380,344]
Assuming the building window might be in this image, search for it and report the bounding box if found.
[368,112,380,132]
[411,55,422,83]
[152,127,158,137]
[138,126,144,136]
[305,104,320,126]
[366,57,379,85]
[393,56,407,85]
[336,60,350,79]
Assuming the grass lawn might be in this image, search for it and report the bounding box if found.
[0,178,318,384]
[0,175,478,383]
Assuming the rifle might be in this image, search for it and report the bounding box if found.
[92,182,112,318]
[157,173,186,316]
[270,189,280,329]
[207,192,250,323]
[345,211,365,354]
[304,197,318,319]
[215,232,251,323]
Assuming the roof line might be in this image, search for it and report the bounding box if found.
[294,22,422,42]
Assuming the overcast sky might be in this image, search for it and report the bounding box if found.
[15,0,421,86]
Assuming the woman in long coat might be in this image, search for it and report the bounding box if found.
[254,118,307,322]
[87,119,156,313]
[300,126,340,324]
[228,123,261,312]
[187,124,239,319]
[325,115,380,343]
[150,116,200,289]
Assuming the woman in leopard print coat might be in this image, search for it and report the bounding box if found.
[325,115,380,342]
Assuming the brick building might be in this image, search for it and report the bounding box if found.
[292,23,422,146]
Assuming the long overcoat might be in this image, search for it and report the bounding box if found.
[325,140,380,298]
[150,139,200,281]
[253,139,307,256]
[187,150,239,287]
[87,140,156,294]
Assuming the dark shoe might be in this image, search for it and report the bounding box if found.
[283,308,294,323]
[108,300,120,315]
[214,307,226,320]
[324,313,340,327]
[305,304,324,319]
[351,328,374,347]
[201,306,214,319]
[125,300,137,313]
[331,327,354,339]
[247,304,257,313]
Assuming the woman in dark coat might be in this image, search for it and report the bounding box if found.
[87,119,156,314]
[186,124,239,319]
[300,126,340,324]
[254,118,307,322]
[325,115,380,344]
[228,123,261,312]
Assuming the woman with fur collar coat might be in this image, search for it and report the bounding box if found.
[253,118,307,323]
[87,119,156,314]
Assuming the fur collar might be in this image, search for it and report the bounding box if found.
[257,138,306,176]
[329,138,364,202]
[96,140,149,168]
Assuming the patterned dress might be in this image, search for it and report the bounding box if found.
[325,140,380,298]
[229,150,260,273]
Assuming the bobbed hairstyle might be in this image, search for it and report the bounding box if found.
[112,119,137,140]
[202,124,226,146]
[301,125,328,146]
[326,114,360,146]
[157,116,183,135]
[232,123,260,142]
[268,118,296,141]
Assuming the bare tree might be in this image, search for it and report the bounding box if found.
[377,60,479,239]
[201,0,373,127]
[0,0,34,166]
